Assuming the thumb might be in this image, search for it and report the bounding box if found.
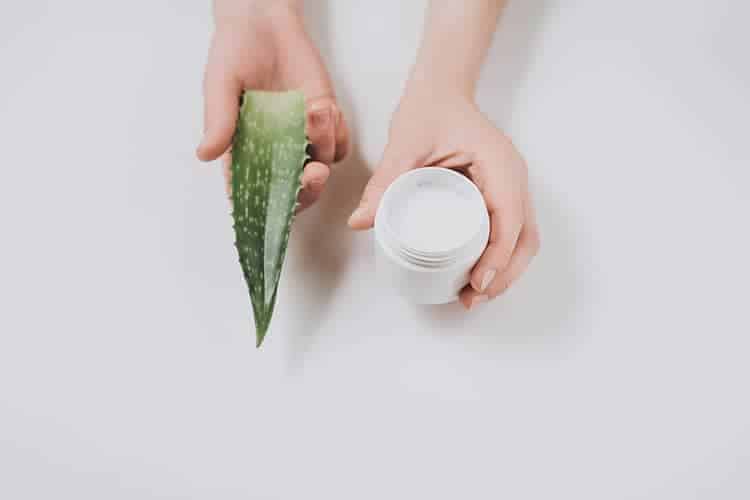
[196,69,242,162]
[348,141,420,230]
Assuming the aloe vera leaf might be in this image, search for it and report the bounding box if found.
[231,90,308,347]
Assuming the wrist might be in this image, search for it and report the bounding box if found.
[406,56,479,103]
[404,63,477,106]
[407,0,502,104]
[213,0,301,30]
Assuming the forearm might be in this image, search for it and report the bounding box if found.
[212,0,302,27]
[409,0,506,99]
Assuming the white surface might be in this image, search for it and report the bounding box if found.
[1,1,749,498]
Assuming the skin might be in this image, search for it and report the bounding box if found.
[199,0,539,310]
[348,0,540,310]
[197,0,349,211]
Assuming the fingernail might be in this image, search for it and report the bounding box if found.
[479,269,496,292]
[348,207,366,226]
[469,295,488,310]
[307,176,327,188]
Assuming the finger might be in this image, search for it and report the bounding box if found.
[459,217,540,310]
[197,69,242,162]
[348,143,423,230]
[459,286,488,310]
[296,161,330,212]
[306,102,336,164]
[487,220,540,296]
[428,151,474,169]
[469,177,524,294]
[461,221,539,310]
[333,104,350,162]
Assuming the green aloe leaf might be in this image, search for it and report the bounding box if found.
[231,90,308,347]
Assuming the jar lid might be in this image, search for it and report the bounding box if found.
[375,167,489,268]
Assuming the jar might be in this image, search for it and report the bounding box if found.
[374,167,490,304]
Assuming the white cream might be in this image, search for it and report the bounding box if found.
[395,184,479,253]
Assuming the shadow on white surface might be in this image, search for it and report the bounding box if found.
[413,188,581,350]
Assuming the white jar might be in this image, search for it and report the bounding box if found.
[374,167,490,304]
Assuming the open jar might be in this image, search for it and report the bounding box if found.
[374,167,490,304]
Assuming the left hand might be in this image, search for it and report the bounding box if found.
[348,87,540,309]
[197,1,349,212]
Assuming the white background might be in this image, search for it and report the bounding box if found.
[1,1,749,498]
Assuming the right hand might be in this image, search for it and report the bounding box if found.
[349,86,539,310]
[197,0,349,211]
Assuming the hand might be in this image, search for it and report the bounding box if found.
[349,88,540,309]
[196,0,349,211]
